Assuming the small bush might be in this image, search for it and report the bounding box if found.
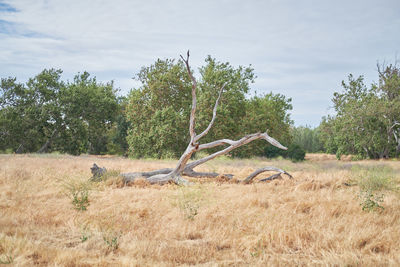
[264,145,284,158]
[285,144,306,162]
[359,190,384,211]
[352,165,398,211]
[62,179,91,211]
[80,224,92,243]
[102,229,121,251]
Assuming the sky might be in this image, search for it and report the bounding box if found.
[0,0,399,127]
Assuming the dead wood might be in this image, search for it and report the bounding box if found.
[242,167,293,184]
[91,51,291,185]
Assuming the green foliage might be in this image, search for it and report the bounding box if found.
[59,72,119,155]
[0,69,65,152]
[359,191,385,212]
[107,97,130,155]
[103,232,121,251]
[80,225,92,243]
[1,55,293,158]
[351,165,398,211]
[232,93,293,157]
[320,63,400,159]
[62,179,91,211]
[0,70,120,155]
[285,144,306,162]
[126,59,192,158]
[291,125,324,153]
[264,145,284,158]
[126,56,292,159]
[196,56,256,148]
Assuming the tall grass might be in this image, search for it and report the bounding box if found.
[0,154,399,265]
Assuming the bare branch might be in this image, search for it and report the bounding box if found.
[183,169,233,179]
[259,173,282,182]
[180,50,197,140]
[196,138,237,150]
[186,132,287,171]
[242,167,292,184]
[195,82,227,142]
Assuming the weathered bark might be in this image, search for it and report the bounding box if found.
[242,167,292,184]
[92,163,291,184]
[92,51,291,185]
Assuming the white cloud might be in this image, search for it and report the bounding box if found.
[1,0,399,126]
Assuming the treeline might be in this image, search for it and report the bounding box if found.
[1,56,297,158]
[0,70,127,155]
[4,56,396,160]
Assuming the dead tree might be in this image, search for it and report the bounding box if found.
[93,51,292,185]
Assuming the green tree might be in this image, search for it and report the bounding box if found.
[0,70,119,155]
[320,64,400,159]
[233,93,293,157]
[59,72,119,155]
[0,77,30,151]
[291,125,324,153]
[107,96,131,155]
[0,69,65,152]
[126,59,192,158]
[196,56,255,145]
[126,56,292,159]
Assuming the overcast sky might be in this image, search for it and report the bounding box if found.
[1,0,399,126]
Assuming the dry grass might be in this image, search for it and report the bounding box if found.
[0,153,399,266]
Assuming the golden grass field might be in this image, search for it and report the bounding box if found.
[0,153,399,266]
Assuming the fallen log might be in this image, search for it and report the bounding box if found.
[90,163,292,185]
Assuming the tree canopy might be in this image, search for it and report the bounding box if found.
[320,63,400,159]
[0,69,120,155]
[126,56,293,159]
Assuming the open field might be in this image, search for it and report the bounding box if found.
[0,154,399,266]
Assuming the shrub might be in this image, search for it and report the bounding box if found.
[103,235,120,251]
[102,229,121,251]
[285,144,306,162]
[264,145,284,158]
[352,165,398,211]
[62,179,91,211]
